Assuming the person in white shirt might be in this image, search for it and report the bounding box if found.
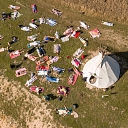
[19,25,32,32]
[13,10,18,20]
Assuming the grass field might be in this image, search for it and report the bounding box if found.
[0,0,128,128]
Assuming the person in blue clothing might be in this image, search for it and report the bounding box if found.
[43,36,56,42]
[56,106,72,117]
[31,4,38,13]
[45,76,59,83]
[52,66,65,74]
[43,95,51,101]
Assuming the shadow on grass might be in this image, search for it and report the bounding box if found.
[15,62,23,68]
[73,103,79,109]
[110,92,118,95]
[47,94,58,100]
[10,62,23,69]
[27,47,36,54]
[111,51,128,78]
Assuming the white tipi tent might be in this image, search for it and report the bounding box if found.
[82,52,120,88]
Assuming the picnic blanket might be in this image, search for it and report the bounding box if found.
[63,28,74,37]
[24,53,38,61]
[52,8,62,16]
[36,56,49,65]
[46,18,57,26]
[36,65,49,70]
[9,50,21,59]
[68,68,81,85]
[68,73,78,85]
[25,75,37,87]
[71,58,81,68]
[89,28,101,38]
[73,48,84,58]
[15,68,27,77]
[30,86,44,94]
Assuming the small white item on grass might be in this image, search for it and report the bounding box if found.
[101,21,114,26]
[102,95,109,98]
[61,36,69,42]
[55,31,59,39]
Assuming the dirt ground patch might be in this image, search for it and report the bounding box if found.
[0,75,64,128]
[100,29,128,50]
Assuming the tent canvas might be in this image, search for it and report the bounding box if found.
[82,52,120,88]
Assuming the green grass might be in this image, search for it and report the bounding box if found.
[0,0,128,128]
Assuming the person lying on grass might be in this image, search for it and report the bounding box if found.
[1,12,11,21]
[56,105,78,118]
[0,47,8,52]
[57,86,69,97]
[19,25,32,32]
[43,36,56,43]
[56,105,72,117]
[8,36,19,46]
[27,33,40,41]
[39,16,45,24]
[29,22,38,29]
[13,10,18,20]
[46,56,60,66]
[8,5,20,10]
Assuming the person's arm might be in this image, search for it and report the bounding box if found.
[64,105,67,110]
